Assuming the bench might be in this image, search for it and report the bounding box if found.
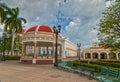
[58,61,74,72]
[58,61,67,69]
[112,71,120,82]
[75,66,95,79]
[96,67,119,82]
[75,66,83,73]
[81,66,96,79]
[64,61,74,72]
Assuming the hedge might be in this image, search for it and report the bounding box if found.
[72,60,120,71]
[5,56,20,60]
[26,53,34,56]
[72,60,101,72]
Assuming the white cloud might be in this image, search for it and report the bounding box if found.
[106,1,112,7]
[2,0,106,48]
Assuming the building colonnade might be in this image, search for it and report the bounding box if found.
[83,52,120,60]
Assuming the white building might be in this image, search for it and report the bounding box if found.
[62,38,77,58]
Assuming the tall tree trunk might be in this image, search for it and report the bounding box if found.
[11,29,15,56]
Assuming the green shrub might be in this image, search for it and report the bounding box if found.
[27,53,34,56]
[72,60,120,72]
[72,60,101,72]
[38,54,48,56]
[5,56,20,60]
[73,60,120,69]
[90,61,120,68]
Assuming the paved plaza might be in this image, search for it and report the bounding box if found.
[0,61,96,82]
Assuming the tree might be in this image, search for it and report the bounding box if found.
[0,3,27,55]
[0,40,3,54]
[4,7,26,56]
[98,0,120,52]
[14,34,22,56]
[0,3,13,24]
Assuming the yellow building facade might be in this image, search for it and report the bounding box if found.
[83,44,120,60]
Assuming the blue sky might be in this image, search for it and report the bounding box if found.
[0,0,113,48]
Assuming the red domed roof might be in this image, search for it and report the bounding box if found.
[27,26,37,32]
[26,25,53,33]
[38,26,53,32]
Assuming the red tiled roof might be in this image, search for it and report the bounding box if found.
[90,46,106,49]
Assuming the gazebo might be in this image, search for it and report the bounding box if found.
[20,25,62,64]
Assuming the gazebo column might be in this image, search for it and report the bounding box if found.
[34,42,37,58]
[32,42,37,64]
[47,46,48,58]
[39,47,41,55]
[52,43,55,59]
[22,43,25,58]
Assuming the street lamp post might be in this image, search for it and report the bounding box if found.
[2,32,9,61]
[77,43,81,60]
[53,25,61,67]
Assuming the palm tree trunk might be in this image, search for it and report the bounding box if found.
[11,29,15,56]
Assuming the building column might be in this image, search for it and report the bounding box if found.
[116,53,119,60]
[98,53,101,60]
[83,52,85,60]
[107,52,110,60]
[34,42,37,58]
[90,52,93,60]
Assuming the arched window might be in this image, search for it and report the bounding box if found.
[85,53,91,59]
[100,52,107,59]
[109,52,116,59]
[92,53,98,59]
[118,53,120,60]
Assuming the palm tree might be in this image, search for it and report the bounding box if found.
[5,7,26,56]
[0,3,27,56]
[0,3,6,24]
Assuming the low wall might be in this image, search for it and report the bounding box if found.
[20,58,61,64]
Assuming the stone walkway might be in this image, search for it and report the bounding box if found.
[0,61,96,82]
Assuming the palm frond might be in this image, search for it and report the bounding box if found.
[18,17,27,23]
